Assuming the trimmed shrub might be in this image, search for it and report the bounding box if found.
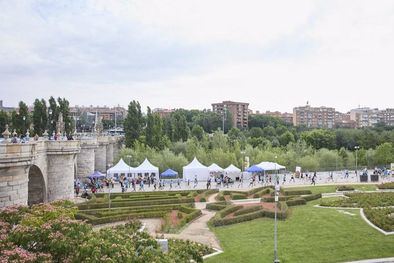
[248,186,274,195]
[199,197,206,202]
[337,185,355,191]
[231,193,248,200]
[211,210,265,226]
[303,193,322,201]
[286,198,307,207]
[283,190,312,196]
[217,205,243,218]
[234,206,262,216]
[206,202,228,211]
[377,182,394,189]
[77,198,195,210]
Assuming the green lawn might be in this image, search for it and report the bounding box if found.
[207,201,394,263]
[282,184,378,195]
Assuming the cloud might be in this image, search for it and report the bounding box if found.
[0,0,393,112]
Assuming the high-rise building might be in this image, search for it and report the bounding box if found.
[349,107,381,128]
[212,101,249,129]
[152,108,174,118]
[70,105,126,121]
[293,104,335,128]
[378,108,394,126]
[252,111,293,125]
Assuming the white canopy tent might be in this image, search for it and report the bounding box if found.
[257,161,286,171]
[134,158,160,180]
[183,157,210,181]
[224,164,241,180]
[208,163,224,173]
[107,158,135,177]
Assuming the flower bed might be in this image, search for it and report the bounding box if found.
[320,192,394,208]
[364,207,394,232]
[0,202,212,262]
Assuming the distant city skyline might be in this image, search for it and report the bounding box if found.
[1,1,394,113]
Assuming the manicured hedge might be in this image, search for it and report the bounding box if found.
[78,210,168,225]
[233,206,262,216]
[364,207,394,232]
[206,202,228,211]
[231,193,248,200]
[262,196,294,202]
[217,205,243,218]
[211,210,265,226]
[377,182,394,189]
[286,198,307,207]
[283,190,312,196]
[303,193,322,201]
[337,185,355,191]
[248,186,274,195]
[77,198,195,210]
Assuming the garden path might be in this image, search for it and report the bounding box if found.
[143,193,222,249]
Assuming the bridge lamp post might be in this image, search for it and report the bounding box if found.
[274,156,280,263]
[355,146,360,181]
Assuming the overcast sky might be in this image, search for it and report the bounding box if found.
[1,0,393,113]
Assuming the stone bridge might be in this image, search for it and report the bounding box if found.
[0,136,122,208]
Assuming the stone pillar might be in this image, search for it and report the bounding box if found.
[77,138,98,178]
[112,136,122,161]
[0,143,35,208]
[95,137,108,173]
[46,141,80,202]
[106,137,114,168]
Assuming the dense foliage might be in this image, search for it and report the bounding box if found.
[0,201,213,262]
[364,207,394,232]
[320,192,394,208]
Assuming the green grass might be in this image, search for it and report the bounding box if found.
[283,184,377,195]
[207,201,394,263]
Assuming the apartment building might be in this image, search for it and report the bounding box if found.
[152,108,174,118]
[378,108,394,126]
[253,110,293,125]
[212,101,249,128]
[70,105,126,121]
[350,107,394,127]
[293,104,335,128]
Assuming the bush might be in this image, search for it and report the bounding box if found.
[337,185,355,191]
[283,190,312,196]
[303,193,322,201]
[216,205,243,219]
[211,210,265,226]
[231,193,248,200]
[199,197,206,202]
[364,207,394,232]
[233,206,261,216]
[286,198,307,207]
[248,186,273,195]
[377,182,394,189]
[206,202,228,211]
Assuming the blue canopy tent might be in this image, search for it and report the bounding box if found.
[88,171,106,180]
[246,165,264,173]
[160,169,178,178]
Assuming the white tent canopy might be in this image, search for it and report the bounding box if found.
[208,163,224,173]
[224,164,241,180]
[257,161,286,171]
[134,158,160,180]
[107,158,135,176]
[183,157,209,181]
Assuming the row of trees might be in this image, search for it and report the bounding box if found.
[118,132,394,173]
[0,97,72,136]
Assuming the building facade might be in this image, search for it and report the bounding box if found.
[378,108,394,126]
[152,108,174,118]
[212,101,249,129]
[293,104,335,128]
[350,107,394,127]
[70,105,126,121]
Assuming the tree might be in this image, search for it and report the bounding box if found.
[249,127,263,138]
[32,99,48,136]
[124,100,144,147]
[279,131,295,146]
[0,110,9,133]
[170,111,189,142]
[15,101,30,135]
[301,129,336,150]
[191,125,204,141]
[374,142,394,166]
[48,96,58,134]
[145,107,154,147]
[57,97,72,135]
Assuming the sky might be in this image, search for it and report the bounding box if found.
[0,0,393,113]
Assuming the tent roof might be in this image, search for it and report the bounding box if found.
[208,163,223,172]
[161,169,178,177]
[183,157,208,169]
[107,158,134,173]
[88,171,106,179]
[246,165,264,173]
[224,164,241,173]
[257,161,286,171]
[134,158,159,172]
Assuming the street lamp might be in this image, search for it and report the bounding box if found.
[274,156,280,263]
[355,146,360,181]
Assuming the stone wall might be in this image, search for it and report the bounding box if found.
[95,137,108,173]
[77,139,97,178]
